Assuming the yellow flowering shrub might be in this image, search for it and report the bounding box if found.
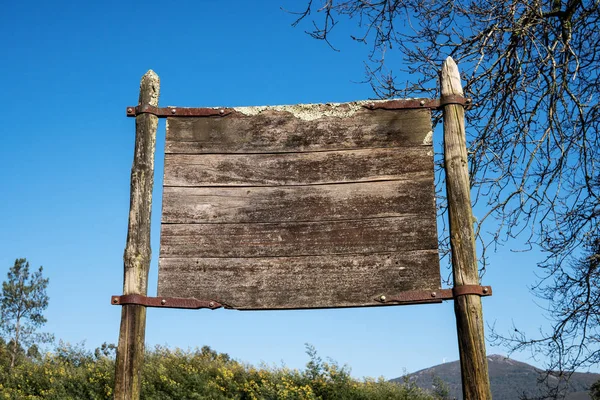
[0,341,438,400]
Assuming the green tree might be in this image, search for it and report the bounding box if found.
[1,258,51,369]
[591,379,600,400]
[432,376,451,400]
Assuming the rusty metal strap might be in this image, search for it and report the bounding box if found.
[364,96,473,111]
[452,285,492,297]
[126,105,233,118]
[376,285,492,305]
[111,294,222,310]
[439,94,472,108]
[126,97,473,117]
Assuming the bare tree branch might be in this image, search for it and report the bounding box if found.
[288,0,600,394]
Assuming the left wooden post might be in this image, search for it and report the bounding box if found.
[114,70,160,400]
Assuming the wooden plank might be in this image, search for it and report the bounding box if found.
[164,147,432,187]
[165,108,432,154]
[442,57,492,399]
[159,216,438,258]
[162,177,435,224]
[157,251,440,309]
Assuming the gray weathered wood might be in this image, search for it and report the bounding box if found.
[159,102,439,309]
[164,147,431,187]
[114,70,159,400]
[158,251,440,309]
[162,178,434,224]
[165,108,432,154]
[160,216,437,258]
[442,57,492,400]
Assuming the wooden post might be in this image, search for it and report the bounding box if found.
[441,57,492,399]
[114,70,160,400]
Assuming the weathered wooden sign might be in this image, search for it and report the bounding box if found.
[157,103,440,309]
[116,61,493,400]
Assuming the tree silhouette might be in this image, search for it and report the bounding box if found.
[289,0,600,384]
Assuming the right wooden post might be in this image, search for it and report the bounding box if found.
[441,56,492,399]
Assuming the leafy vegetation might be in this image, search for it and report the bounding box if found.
[0,341,442,400]
[0,258,51,370]
[591,380,600,400]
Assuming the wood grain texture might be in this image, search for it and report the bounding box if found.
[115,70,159,400]
[162,177,435,224]
[158,251,440,309]
[165,108,432,154]
[160,216,437,258]
[159,101,439,310]
[442,57,492,400]
[164,147,432,187]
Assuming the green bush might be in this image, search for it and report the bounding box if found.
[0,342,439,400]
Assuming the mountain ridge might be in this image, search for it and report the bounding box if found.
[392,354,599,400]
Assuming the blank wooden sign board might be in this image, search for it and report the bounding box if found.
[115,61,493,400]
[157,104,440,309]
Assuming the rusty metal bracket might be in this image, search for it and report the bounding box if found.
[111,294,222,310]
[439,94,472,108]
[375,285,492,305]
[364,98,439,110]
[126,105,234,118]
[363,96,473,111]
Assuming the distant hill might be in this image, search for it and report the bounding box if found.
[392,354,600,400]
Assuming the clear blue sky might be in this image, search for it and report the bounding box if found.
[0,0,562,379]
